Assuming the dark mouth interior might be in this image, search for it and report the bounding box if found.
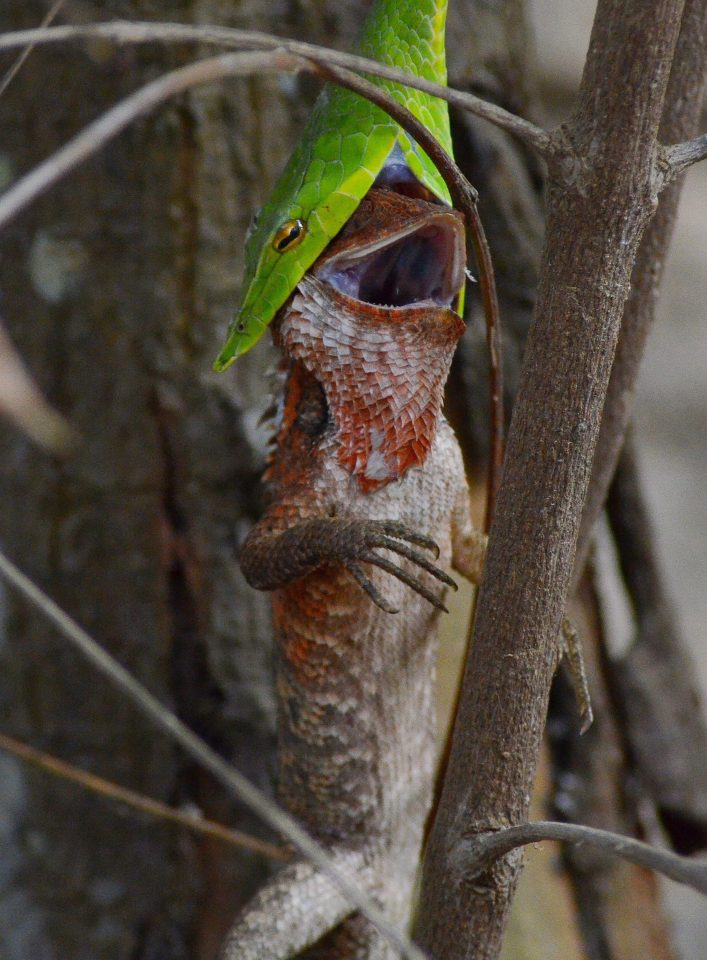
[323,223,460,309]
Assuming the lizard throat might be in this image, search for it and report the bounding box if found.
[280,276,464,492]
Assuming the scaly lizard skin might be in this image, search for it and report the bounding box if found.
[220,188,487,960]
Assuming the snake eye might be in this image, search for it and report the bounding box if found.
[272,219,306,252]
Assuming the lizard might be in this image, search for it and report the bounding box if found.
[216,2,590,953]
[215,4,469,956]
[219,186,591,958]
[220,184,484,960]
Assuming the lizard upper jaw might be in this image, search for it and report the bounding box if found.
[316,211,465,311]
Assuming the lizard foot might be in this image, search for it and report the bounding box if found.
[341,519,457,614]
[561,617,594,733]
[241,516,456,611]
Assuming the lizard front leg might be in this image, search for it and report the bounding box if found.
[451,489,593,731]
[241,515,457,614]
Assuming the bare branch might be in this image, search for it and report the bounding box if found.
[0,51,294,231]
[0,21,551,154]
[661,131,707,181]
[417,1,693,956]
[0,0,67,98]
[0,548,426,960]
[455,821,707,896]
[0,731,289,862]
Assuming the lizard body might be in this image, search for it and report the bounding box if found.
[222,188,485,959]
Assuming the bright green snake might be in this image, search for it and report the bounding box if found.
[213,0,454,371]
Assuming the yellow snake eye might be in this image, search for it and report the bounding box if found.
[272,219,306,253]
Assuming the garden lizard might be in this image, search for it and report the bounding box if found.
[221,184,590,958]
[222,187,486,959]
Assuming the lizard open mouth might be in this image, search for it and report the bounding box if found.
[318,211,465,310]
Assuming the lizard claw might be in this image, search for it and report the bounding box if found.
[371,520,441,560]
[359,550,450,613]
[347,562,400,614]
[375,536,457,589]
[344,519,456,613]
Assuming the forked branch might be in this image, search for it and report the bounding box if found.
[416,1,700,957]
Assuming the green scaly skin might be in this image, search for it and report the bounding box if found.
[213,0,454,370]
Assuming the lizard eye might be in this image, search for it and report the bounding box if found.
[272,219,306,253]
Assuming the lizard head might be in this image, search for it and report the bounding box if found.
[278,188,466,491]
[315,186,465,312]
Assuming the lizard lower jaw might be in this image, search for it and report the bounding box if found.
[318,216,465,310]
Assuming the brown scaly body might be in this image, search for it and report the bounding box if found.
[221,189,487,959]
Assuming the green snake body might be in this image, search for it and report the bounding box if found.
[214,0,453,370]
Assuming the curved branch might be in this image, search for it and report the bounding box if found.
[0,51,287,231]
[454,820,707,896]
[0,549,426,960]
[0,21,551,154]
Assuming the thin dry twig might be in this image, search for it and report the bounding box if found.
[454,820,707,895]
[0,731,289,862]
[0,548,427,960]
[0,0,67,98]
[0,21,551,155]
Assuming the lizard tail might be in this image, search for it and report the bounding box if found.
[219,848,372,960]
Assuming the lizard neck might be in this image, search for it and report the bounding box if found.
[280,277,464,492]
